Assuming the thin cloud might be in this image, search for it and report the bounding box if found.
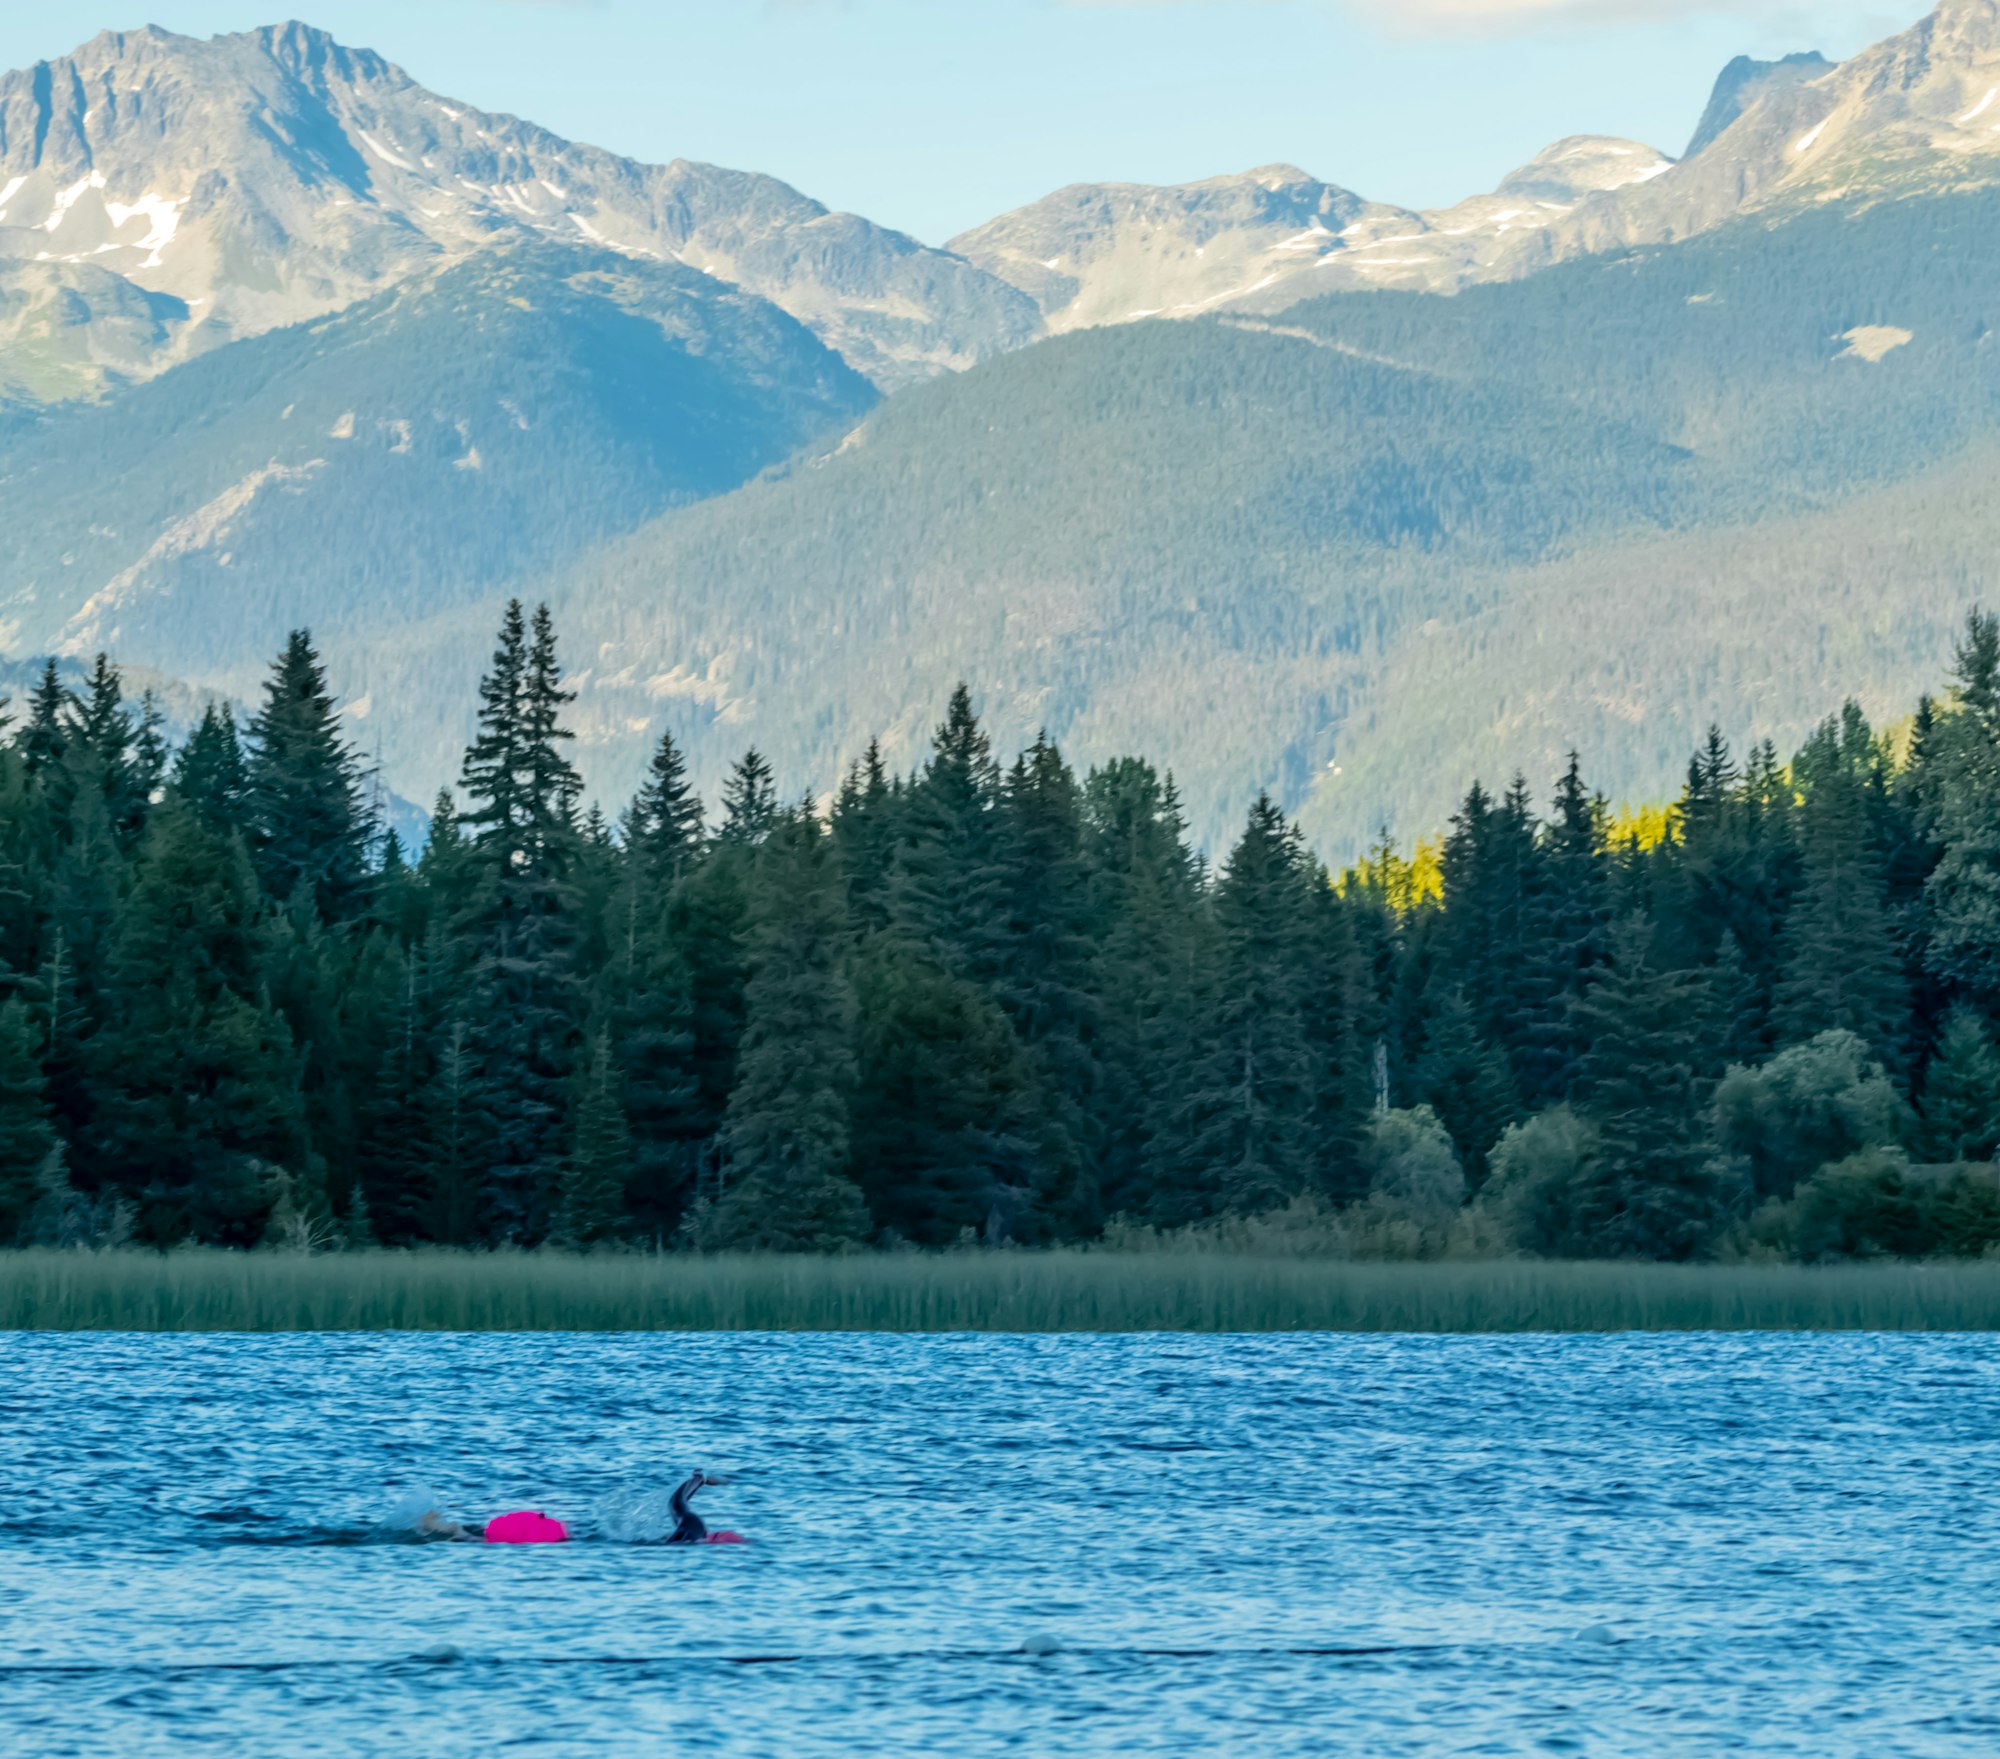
[1351,0,1828,30]
[1067,0,1900,37]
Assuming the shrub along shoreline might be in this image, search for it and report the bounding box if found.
[5,1249,2000,1334]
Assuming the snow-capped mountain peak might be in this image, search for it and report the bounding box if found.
[0,21,1040,397]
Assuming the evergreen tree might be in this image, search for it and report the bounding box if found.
[456,602,585,1241]
[1414,986,1517,1186]
[354,938,440,1245]
[1299,873,1372,1205]
[831,739,897,934]
[243,631,373,918]
[1516,754,1609,1104]
[426,1020,483,1246]
[0,997,59,1243]
[718,750,778,846]
[84,801,311,1244]
[602,865,703,1235]
[174,705,249,832]
[132,693,168,810]
[558,1030,634,1247]
[72,654,145,841]
[1573,917,1721,1260]
[21,660,71,781]
[702,813,870,1251]
[1921,1004,2000,1163]
[994,733,1098,1238]
[1082,760,1206,1220]
[1773,716,1909,1073]
[1708,929,1765,1070]
[625,729,704,880]
[1925,613,2000,1000]
[849,941,1035,1243]
[889,686,1008,981]
[1173,796,1316,1219]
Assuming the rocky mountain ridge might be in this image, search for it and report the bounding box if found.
[957,0,2000,325]
[0,21,1041,396]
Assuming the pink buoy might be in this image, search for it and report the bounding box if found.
[484,1510,570,1545]
[705,1531,749,1546]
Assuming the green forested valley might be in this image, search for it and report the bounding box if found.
[7,601,2000,1265]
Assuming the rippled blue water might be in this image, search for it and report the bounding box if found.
[3,1333,1998,1756]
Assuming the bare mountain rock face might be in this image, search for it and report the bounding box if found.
[959,1,2000,331]
[2,5,2000,851]
[1538,0,2000,261]
[1684,53,1835,159]
[950,139,1680,326]
[0,22,1042,398]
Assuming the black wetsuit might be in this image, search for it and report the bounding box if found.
[666,1473,708,1545]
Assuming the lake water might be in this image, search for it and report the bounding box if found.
[3,1332,1997,1756]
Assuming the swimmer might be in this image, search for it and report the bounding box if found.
[667,1469,748,1545]
[666,1470,717,1544]
[426,1474,745,1546]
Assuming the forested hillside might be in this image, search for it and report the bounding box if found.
[0,243,874,760]
[6,606,2000,1265]
[474,189,2000,853]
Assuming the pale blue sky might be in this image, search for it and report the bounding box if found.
[4,1,1918,242]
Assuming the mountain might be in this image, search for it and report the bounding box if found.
[958,0,2000,333]
[0,22,1041,396]
[1684,53,1834,158]
[1537,0,2000,263]
[4,3,2000,855]
[451,181,1997,854]
[0,241,876,768]
[950,138,1676,326]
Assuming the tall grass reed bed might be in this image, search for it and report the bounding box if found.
[6,1250,2000,1332]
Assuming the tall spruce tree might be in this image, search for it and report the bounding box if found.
[849,939,1036,1244]
[701,812,870,1251]
[602,863,702,1235]
[21,660,71,782]
[719,750,778,846]
[626,729,704,880]
[1082,760,1206,1219]
[1515,755,1609,1104]
[1924,612,2000,1000]
[831,739,897,935]
[1175,796,1316,1219]
[994,733,1098,1239]
[1573,917,1721,1260]
[175,705,249,832]
[244,631,373,918]
[889,686,1008,982]
[1773,715,1909,1074]
[456,602,585,1242]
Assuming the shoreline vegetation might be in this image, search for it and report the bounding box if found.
[6,1249,2000,1334]
[13,604,2000,1272]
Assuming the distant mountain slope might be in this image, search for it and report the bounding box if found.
[0,22,1040,395]
[0,241,875,743]
[1684,53,1834,158]
[950,138,1676,325]
[956,1,2000,333]
[375,186,1999,853]
[1539,0,2000,264]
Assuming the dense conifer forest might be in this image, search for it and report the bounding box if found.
[6,600,2000,1263]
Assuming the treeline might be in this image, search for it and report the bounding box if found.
[7,602,2000,1261]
